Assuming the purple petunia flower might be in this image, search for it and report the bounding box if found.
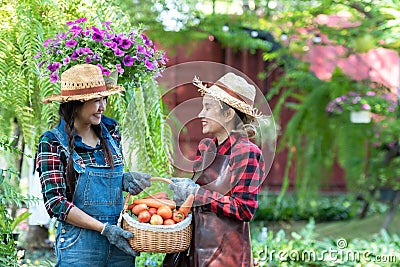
[43,38,53,47]
[120,38,132,50]
[81,47,93,55]
[38,61,46,69]
[84,56,92,63]
[70,25,83,37]
[105,32,115,39]
[92,26,102,34]
[92,32,104,42]
[145,60,155,70]
[71,51,80,60]
[65,39,78,47]
[75,18,87,24]
[93,53,101,61]
[137,45,145,54]
[62,56,70,65]
[47,62,61,73]
[122,55,135,66]
[121,38,132,49]
[366,91,375,96]
[361,104,371,110]
[113,36,122,46]
[56,31,68,39]
[50,72,59,82]
[102,68,110,76]
[101,21,112,31]
[33,51,41,59]
[114,48,124,57]
[141,33,153,46]
[115,64,124,74]
[160,52,168,64]
[352,97,361,104]
[103,41,117,49]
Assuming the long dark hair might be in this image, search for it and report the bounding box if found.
[59,101,114,197]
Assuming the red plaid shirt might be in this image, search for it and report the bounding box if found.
[193,132,266,221]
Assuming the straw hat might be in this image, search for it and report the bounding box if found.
[193,72,261,118]
[41,64,125,103]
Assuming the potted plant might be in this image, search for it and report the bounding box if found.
[34,18,167,85]
[326,90,397,123]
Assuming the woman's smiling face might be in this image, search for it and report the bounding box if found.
[197,95,227,136]
[75,97,107,126]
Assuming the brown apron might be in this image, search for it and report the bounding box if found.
[190,151,253,267]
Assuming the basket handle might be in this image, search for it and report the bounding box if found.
[149,177,173,184]
[123,192,131,214]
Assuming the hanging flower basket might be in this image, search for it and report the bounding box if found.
[350,110,371,123]
[35,18,167,85]
[326,91,397,119]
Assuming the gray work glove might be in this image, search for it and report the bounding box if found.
[122,172,151,195]
[168,178,199,206]
[101,223,139,257]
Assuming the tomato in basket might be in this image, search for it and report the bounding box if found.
[163,219,175,225]
[148,207,158,216]
[150,214,163,225]
[138,210,151,223]
[157,205,172,220]
[172,211,185,223]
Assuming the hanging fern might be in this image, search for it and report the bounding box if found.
[119,77,173,177]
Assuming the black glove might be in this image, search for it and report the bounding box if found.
[122,172,151,195]
[101,223,139,257]
[168,178,199,206]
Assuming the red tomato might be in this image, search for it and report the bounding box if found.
[163,219,175,225]
[148,207,158,216]
[138,210,151,223]
[150,214,163,225]
[172,211,185,223]
[157,205,172,220]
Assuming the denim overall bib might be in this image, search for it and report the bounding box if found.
[51,123,135,267]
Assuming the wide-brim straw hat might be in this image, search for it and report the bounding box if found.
[193,72,262,119]
[41,64,125,104]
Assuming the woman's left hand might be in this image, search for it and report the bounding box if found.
[122,172,151,195]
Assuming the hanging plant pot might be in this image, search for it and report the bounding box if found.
[350,110,371,123]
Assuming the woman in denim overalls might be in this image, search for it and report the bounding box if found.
[36,64,152,266]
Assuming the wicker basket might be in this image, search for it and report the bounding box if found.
[121,177,192,253]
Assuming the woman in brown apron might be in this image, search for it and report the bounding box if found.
[164,73,266,267]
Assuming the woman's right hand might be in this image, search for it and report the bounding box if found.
[101,223,139,257]
[122,172,152,195]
